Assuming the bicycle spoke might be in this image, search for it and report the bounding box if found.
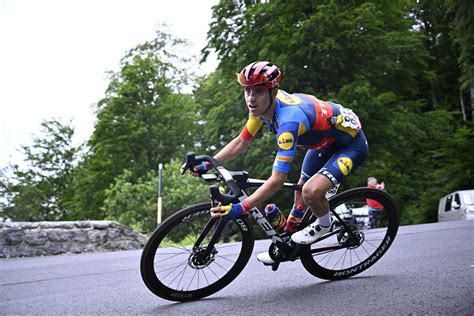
[201,268,210,286]
[216,253,239,262]
[154,251,188,264]
[159,258,190,280]
[212,259,230,273]
[206,264,220,279]
[142,203,252,297]
[160,243,193,254]
[303,188,399,275]
[353,248,363,262]
[173,263,189,290]
[187,269,198,291]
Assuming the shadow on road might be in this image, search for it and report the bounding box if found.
[142,274,398,314]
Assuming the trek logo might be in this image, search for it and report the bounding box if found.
[250,208,278,238]
[277,132,295,150]
[320,168,338,186]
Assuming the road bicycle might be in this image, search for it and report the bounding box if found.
[140,153,399,301]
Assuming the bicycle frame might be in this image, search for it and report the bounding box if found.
[182,152,359,263]
[141,153,400,301]
[243,178,359,257]
[199,172,356,262]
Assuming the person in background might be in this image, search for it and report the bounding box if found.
[367,177,385,228]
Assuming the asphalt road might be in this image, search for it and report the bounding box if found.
[1,220,473,315]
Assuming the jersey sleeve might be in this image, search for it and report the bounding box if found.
[240,115,263,141]
[273,121,300,173]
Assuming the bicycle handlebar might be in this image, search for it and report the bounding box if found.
[181,152,243,204]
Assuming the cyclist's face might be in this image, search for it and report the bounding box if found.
[244,88,270,115]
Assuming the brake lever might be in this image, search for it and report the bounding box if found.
[180,152,197,175]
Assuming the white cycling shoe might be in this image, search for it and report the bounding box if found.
[291,222,331,244]
[256,251,275,265]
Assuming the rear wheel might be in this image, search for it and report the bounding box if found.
[300,188,399,280]
[140,202,254,301]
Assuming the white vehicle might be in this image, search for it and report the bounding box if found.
[334,203,369,229]
[438,190,474,222]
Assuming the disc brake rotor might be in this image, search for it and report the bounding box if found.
[188,247,217,269]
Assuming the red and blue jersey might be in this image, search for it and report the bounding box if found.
[240,90,362,174]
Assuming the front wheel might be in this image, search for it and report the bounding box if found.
[300,187,399,280]
[140,202,254,301]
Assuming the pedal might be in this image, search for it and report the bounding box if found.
[271,262,280,271]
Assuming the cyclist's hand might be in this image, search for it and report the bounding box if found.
[210,203,244,221]
[194,161,212,173]
[180,161,212,177]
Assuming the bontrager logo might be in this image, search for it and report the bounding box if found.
[333,236,392,277]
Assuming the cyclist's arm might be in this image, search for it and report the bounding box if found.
[243,170,287,209]
[242,121,298,209]
[214,115,263,162]
[213,135,251,162]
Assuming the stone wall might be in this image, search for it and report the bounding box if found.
[0,221,148,258]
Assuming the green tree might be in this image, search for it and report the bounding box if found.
[0,119,82,221]
[199,0,473,225]
[71,28,200,218]
[446,0,474,120]
[102,159,209,233]
[412,0,464,115]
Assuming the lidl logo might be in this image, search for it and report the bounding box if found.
[277,91,302,105]
[277,132,295,150]
[337,156,353,176]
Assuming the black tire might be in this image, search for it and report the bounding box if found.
[140,202,254,301]
[300,188,399,280]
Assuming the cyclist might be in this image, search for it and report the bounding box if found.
[184,61,368,265]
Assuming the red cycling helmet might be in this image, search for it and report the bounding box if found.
[237,61,282,88]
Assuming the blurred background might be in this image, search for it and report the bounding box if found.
[1,0,472,236]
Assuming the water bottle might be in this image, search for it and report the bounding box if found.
[265,204,287,231]
[284,203,304,234]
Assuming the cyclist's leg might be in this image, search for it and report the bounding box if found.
[292,176,334,244]
[290,150,333,243]
[283,151,329,234]
[294,149,329,207]
[315,133,368,197]
[302,174,333,218]
[292,132,368,244]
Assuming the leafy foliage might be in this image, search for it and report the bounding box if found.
[2,3,473,230]
[0,120,81,221]
[69,28,200,217]
[101,159,209,233]
[202,0,473,224]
